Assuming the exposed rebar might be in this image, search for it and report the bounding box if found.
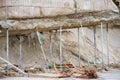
[60,26,63,71]
[106,23,110,68]
[6,29,9,74]
[19,36,23,68]
[80,22,90,66]
[78,27,81,66]
[49,31,53,70]
[93,27,97,64]
[100,22,104,69]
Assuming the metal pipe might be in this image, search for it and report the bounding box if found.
[50,42,53,67]
[6,29,9,62]
[50,31,53,69]
[80,22,90,66]
[100,22,104,69]
[53,30,57,52]
[106,23,110,68]
[93,27,97,64]
[78,28,80,66]
[6,29,9,74]
[19,36,23,68]
[28,35,31,47]
[60,26,63,71]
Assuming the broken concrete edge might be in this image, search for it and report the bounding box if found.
[0,11,119,36]
[0,10,117,20]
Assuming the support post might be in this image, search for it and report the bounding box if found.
[100,22,104,69]
[60,26,63,71]
[28,35,31,47]
[6,28,9,73]
[80,22,90,66]
[106,23,110,68]
[49,31,53,70]
[78,28,80,66]
[93,27,97,64]
[6,29,9,62]
[19,36,23,68]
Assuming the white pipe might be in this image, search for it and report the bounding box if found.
[93,27,97,64]
[6,29,9,74]
[19,36,23,68]
[78,28,80,66]
[100,22,104,69]
[80,22,90,66]
[60,26,63,71]
[106,23,110,68]
[50,32,53,69]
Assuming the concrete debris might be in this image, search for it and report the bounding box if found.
[24,67,44,74]
[54,63,98,79]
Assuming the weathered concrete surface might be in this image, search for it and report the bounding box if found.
[0,0,119,36]
[0,0,118,19]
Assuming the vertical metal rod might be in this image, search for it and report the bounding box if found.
[106,23,110,68]
[93,27,97,64]
[78,28,80,66]
[6,29,9,73]
[19,36,23,68]
[53,30,57,52]
[6,29,9,61]
[50,31,53,69]
[100,22,104,69]
[50,43,53,67]
[80,22,90,66]
[60,26,63,71]
[28,35,31,47]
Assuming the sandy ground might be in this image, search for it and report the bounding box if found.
[0,69,120,80]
